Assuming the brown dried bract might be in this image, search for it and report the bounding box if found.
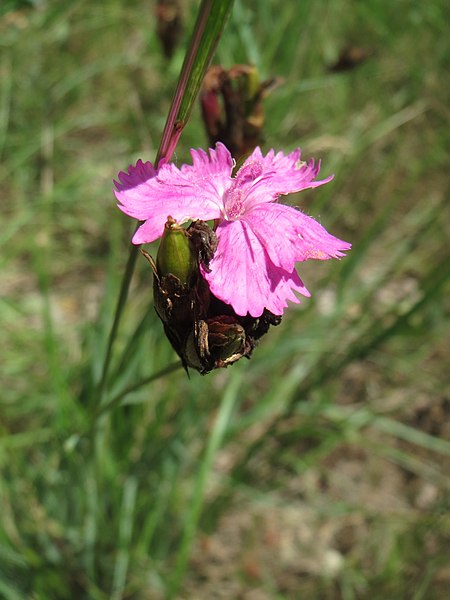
[200,64,282,160]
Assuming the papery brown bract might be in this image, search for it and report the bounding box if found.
[200,64,281,159]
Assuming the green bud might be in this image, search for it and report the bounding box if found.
[156,216,197,285]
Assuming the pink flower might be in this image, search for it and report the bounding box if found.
[115,143,351,317]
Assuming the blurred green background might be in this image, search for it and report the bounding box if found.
[1,1,449,598]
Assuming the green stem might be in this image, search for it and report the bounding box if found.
[96,244,139,405]
[156,0,234,165]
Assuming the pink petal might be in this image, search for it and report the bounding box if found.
[190,142,234,182]
[114,147,230,243]
[269,267,311,314]
[152,142,233,212]
[224,147,333,214]
[114,159,157,191]
[202,220,310,317]
[244,203,351,272]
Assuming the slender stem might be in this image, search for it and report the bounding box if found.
[156,1,207,161]
[157,0,233,165]
[96,244,140,404]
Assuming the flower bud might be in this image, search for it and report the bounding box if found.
[156,216,197,285]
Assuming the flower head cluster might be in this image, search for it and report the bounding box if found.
[115,143,350,317]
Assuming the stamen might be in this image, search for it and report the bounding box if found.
[223,188,245,220]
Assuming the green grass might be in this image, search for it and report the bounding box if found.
[1,0,449,598]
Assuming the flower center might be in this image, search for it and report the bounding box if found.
[222,161,264,221]
[223,187,246,221]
